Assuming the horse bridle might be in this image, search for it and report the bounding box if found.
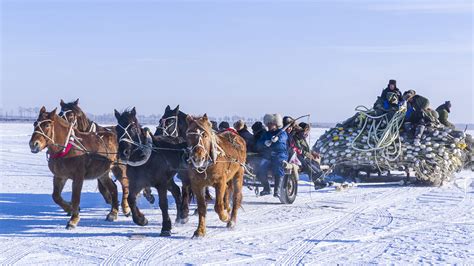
[33,119,55,144]
[59,109,97,133]
[186,124,224,174]
[33,117,85,155]
[157,115,179,138]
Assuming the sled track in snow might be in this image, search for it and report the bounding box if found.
[101,239,140,265]
[1,240,40,264]
[276,187,419,265]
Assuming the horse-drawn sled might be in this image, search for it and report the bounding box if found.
[243,153,300,204]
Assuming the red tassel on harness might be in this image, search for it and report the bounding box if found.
[49,142,73,159]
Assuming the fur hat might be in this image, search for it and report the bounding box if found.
[388,79,397,86]
[233,120,246,131]
[263,113,283,129]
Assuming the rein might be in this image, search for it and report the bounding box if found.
[34,118,88,159]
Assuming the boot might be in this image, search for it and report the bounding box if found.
[259,180,271,196]
[273,176,281,198]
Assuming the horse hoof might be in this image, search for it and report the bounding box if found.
[226,221,235,229]
[192,231,205,239]
[106,213,118,222]
[134,217,148,226]
[124,211,131,217]
[66,223,76,230]
[175,217,189,225]
[160,230,171,237]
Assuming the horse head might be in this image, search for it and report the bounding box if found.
[185,114,220,171]
[114,107,152,166]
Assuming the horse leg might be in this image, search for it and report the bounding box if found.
[97,180,112,204]
[128,182,148,226]
[112,165,131,216]
[157,184,172,236]
[167,178,185,224]
[214,182,230,223]
[143,187,155,204]
[192,184,207,238]
[181,180,191,224]
[66,177,84,229]
[205,187,213,202]
[98,174,119,222]
[227,168,244,229]
[52,176,73,215]
[224,180,233,214]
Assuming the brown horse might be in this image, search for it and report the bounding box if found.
[185,114,246,237]
[59,99,153,215]
[29,107,120,229]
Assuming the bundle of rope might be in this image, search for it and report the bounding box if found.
[312,105,468,186]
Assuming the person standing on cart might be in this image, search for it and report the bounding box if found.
[256,113,288,197]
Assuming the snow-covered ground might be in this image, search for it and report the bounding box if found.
[1,123,473,264]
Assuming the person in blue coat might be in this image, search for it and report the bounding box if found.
[256,113,289,197]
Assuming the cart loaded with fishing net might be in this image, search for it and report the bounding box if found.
[312,105,473,186]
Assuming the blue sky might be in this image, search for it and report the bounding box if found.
[1,0,473,123]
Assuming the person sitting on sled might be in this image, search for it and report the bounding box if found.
[256,113,289,197]
[289,122,328,189]
[403,90,438,145]
[374,80,403,118]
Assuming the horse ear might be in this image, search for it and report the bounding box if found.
[131,107,136,116]
[114,109,121,120]
[203,113,208,120]
[49,108,57,117]
[60,99,65,107]
[186,115,194,125]
[40,106,46,114]
[165,105,171,112]
[74,98,79,105]
[175,105,180,113]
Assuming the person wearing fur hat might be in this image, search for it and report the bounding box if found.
[234,120,256,152]
[381,79,402,103]
[256,113,288,197]
[436,101,455,129]
[374,79,403,117]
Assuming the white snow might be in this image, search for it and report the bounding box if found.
[1,123,473,264]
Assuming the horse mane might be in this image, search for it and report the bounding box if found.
[64,103,93,131]
[191,117,220,144]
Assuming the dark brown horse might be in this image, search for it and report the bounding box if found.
[29,107,120,229]
[114,108,190,235]
[185,114,246,237]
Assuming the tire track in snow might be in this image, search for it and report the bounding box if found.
[1,241,40,265]
[101,239,139,266]
[277,187,416,265]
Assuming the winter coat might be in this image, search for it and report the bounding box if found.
[380,87,402,103]
[256,129,289,160]
[238,127,256,152]
[436,104,455,129]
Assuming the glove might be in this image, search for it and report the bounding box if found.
[264,140,272,147]
[271,136,279,143]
